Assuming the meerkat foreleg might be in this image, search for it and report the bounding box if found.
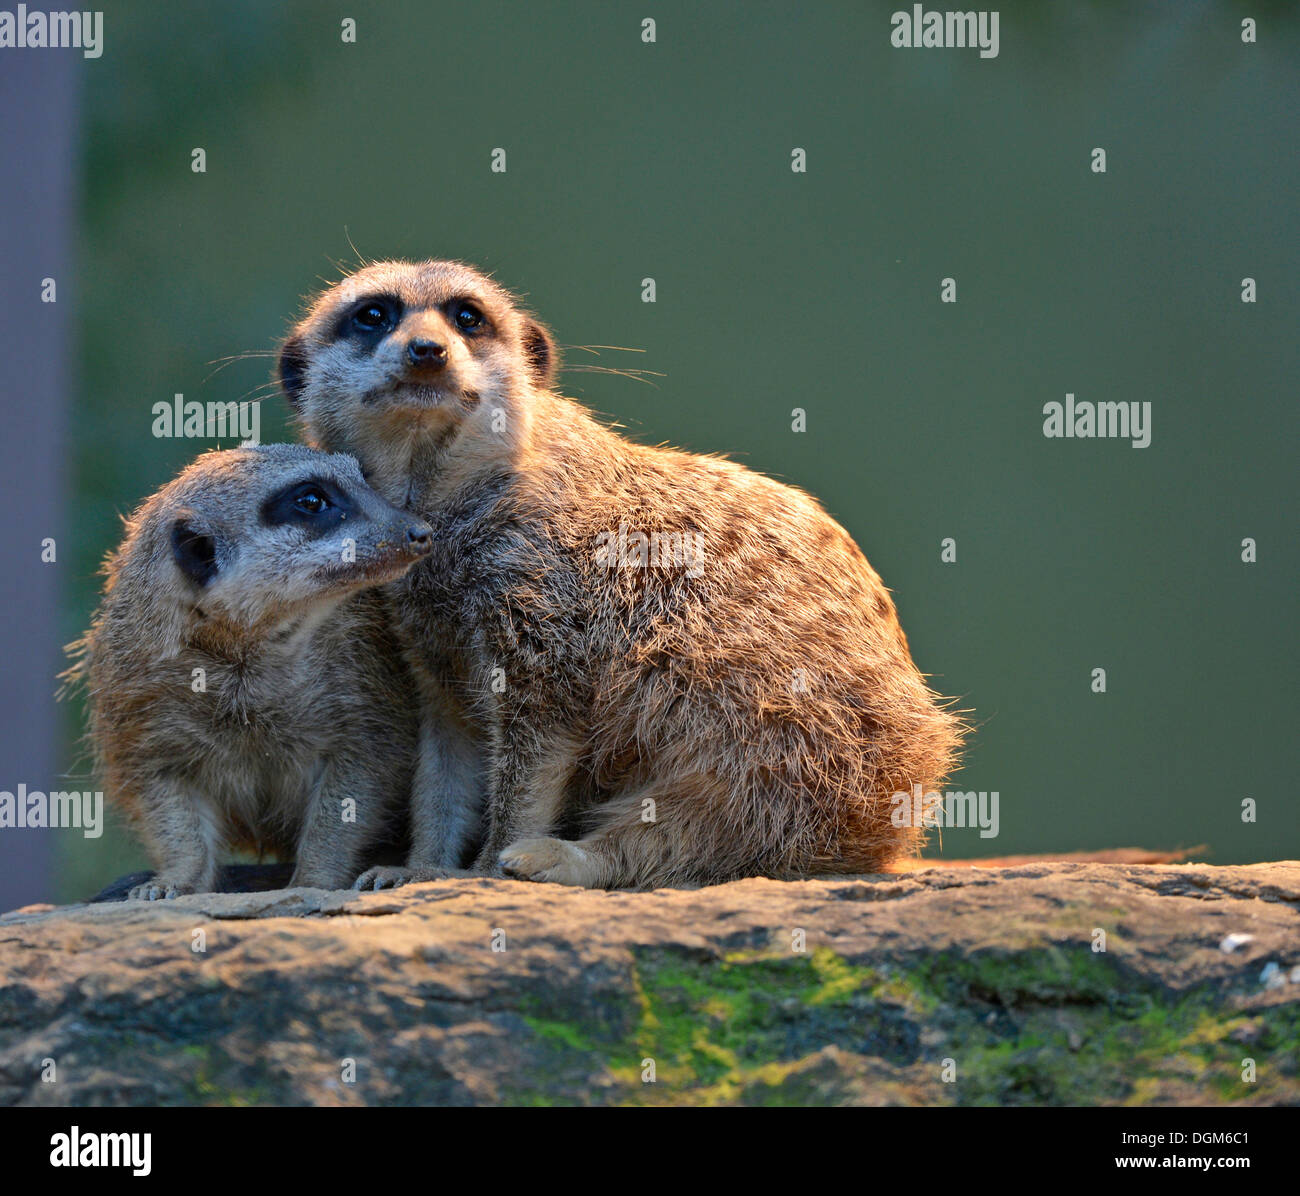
[290,757,392,890]
[410,701,484,869]
[471,726,583,874]
[353,706,483,890]
[128,780,222,899]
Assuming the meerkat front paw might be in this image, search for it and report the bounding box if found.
[127,879,194,901]
[499,838,602,887]
[352,865,458,891]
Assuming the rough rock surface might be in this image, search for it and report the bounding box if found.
[1,862,1297,1106]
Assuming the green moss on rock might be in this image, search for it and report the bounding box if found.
[500,944,1300,1106]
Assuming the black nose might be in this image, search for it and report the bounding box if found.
[407,339,447,369]
[405,524,433,555]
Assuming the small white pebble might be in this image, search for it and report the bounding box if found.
[1260,961,1285,989]
[1220,933,1254,954]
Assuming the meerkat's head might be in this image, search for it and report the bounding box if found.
[278,260,557,497]
[106,444,433,641]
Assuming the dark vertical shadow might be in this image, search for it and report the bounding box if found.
[0,51,78,908]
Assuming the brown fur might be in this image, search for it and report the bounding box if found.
[281,260,967,889]
[65,444,431,898]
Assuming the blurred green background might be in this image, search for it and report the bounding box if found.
[59,0,1299,898]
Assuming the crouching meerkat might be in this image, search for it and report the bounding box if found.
[279,260,966,888]
[66,444,432,898]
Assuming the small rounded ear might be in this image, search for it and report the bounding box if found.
[171,518,219,588]
[521,319,557,388]
[278,334,308,406]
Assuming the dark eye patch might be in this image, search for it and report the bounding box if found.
[334,295,404,342]
[260,477,356,535]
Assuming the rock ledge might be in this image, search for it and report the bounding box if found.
[2,862,1297,1105]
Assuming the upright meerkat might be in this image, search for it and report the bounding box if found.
[67,444,432,898]
[280,260,965,888]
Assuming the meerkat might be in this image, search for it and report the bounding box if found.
[65,444,434,898]
[278,260,966,889]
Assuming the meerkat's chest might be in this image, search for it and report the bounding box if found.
[167,666,333,807]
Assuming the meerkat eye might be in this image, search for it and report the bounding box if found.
[352,302,390,332]
[454,303,484,331]
[294,488,330,514]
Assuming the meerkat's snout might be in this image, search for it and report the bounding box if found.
[337,499,434,580]
[396,307,456,382]
[404,522,433,556]
[390,308,473,406]
[405,337,448,373]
